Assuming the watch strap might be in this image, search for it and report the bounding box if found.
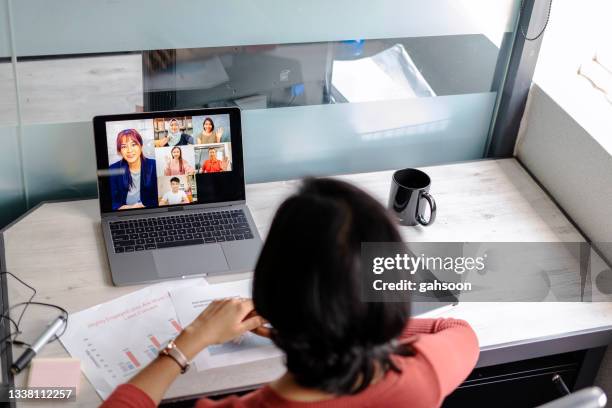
[159,339,190,373]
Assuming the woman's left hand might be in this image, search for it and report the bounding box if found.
[215,127,224,142]
[174,298,265,360]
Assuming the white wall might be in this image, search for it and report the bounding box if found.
[516,0,612,254]
[516,84,612,248]
[515,1,612,395]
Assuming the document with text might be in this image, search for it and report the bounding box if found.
[60,278,207,399]
[169,279,282,371]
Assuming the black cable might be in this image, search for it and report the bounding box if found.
[0,271,36,350]
[0,272,69,355]
[0,314,23,345]
[519,0,553,42]
[0,314,21,335]
[0,271,36,331]
[8,302,69,341]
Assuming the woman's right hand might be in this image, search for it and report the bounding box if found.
[174,298,265,360]
[155,136,169,147]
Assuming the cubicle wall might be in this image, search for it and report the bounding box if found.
[0,0,521,227]
[0,3,23,224]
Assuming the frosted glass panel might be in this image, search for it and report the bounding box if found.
[143,36,504,112]
[0,0,523,228]
[14,93,495,195]
[5,0,519,57]
[21,122,97,206]
[0,62,17,126]
[14,55,142,124]
[242,93,495,182]
[0,126,25,226]
[8,35,513,215]
[0,0,9,58]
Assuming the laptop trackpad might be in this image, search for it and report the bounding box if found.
[153,244,229,278]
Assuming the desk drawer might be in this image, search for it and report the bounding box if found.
[443,351,584,408]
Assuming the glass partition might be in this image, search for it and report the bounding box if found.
[0,41,24,226]
[1,0,521,226]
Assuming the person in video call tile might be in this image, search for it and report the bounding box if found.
[155,118,193,147]
[109,129,157,211]
[163,146,195,176]
[196,117,224,144]
[159,177,189,206]
[201,147,229,173]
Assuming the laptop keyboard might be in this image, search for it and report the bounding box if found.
[109,209,253,253]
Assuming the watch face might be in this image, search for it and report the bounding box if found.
[160,339,170,349]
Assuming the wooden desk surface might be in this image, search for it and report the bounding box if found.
[3,158,612,406]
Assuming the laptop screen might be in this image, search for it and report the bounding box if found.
[94,108,245,214]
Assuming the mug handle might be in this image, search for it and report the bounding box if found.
[417,191,437,226]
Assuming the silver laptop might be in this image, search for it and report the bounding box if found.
[94,107,262,286]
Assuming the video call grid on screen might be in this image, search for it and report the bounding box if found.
[104,113,233,211]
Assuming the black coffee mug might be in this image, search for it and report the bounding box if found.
[389,168,437,226]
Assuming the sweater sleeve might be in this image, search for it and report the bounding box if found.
[404,318,480,400]
[400,318,444,338]
[99,384,156,408]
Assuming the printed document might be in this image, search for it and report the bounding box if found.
[60,278,206,398]
[169,279,282,371]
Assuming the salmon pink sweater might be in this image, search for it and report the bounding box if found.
[101,318,478,408]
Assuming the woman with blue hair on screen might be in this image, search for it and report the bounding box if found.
[109,129,157,210]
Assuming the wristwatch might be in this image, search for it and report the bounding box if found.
[159,339,191,373]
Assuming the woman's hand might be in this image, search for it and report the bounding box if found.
[125,298,265,405]
[244,309,272,338]
[174,298,265,360]
[163,157,171,175]
[154,136,169,147]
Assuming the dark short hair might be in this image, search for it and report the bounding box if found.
[203,117,214,131]
[170,177,180,184]
[253,178,413,395]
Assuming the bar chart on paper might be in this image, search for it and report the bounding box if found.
[60,279,205,399]
[77,318,181,381]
